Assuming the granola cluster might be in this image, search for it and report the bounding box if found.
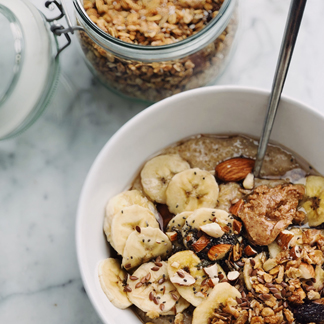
[207,227,324,324]
[78,0,238,101]
[84,0,224,45]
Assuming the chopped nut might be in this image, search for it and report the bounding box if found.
[227,270,240,281]
[243,173,254,189]
[232,243,243,262]
[299,263,315,279]
[170,269,195,286]
[276,230,294,250]
[166,231,177,242]
[307,290,321,300]
[208,244,232,261]
[200,223,224,238]
[230,199,244,217]
[233,219,243,235]
[289,245,302,260]
[192,234,211,253]
[203,263,219,279]
[245,245,258,257]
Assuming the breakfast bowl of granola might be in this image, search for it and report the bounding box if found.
[76,86,324,324]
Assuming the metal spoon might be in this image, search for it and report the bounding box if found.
[254,0,307,177]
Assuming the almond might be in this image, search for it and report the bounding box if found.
[244,245,258,257]
[289,245,301,260]
[276,230,294,250]
[200,223,224,238]
[170,269,195,286]
[227,270,240,281]
[207,244,232,261]
[229,199,244,216]
[232,219,243,234]
[192,234,210,253]
[203,263,219,279]
[166,231,178,242]
[232,243,242,262]
[215,158,255,182]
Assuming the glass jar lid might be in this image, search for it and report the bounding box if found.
[0,0,60,139]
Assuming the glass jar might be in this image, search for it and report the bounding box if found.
[0,0,62,140]
[73,0,239,102]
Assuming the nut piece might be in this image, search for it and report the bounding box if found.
[227,270,240,281]
[244,245,258,257]
[263,258,278,272]
[276,230,294,250]
[232,219,243,235]
[166,231,178,242]
[170,269,195,286]
[208,244,232,261]
[200,223,224,238]
[243,173,254,190]
[230,199,244,216]
[192,234,211,253]
[203,263,219,279]
[299,263,315,279]
[215,158,255,182]
[289,245,302,260]
[171,261,180,268]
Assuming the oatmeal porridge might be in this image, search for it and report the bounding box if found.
[98,134,324,324]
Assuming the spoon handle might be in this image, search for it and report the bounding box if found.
[254,0,307,177]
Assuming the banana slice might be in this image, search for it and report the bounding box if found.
[166,211,192,252]
[181,208,234,248]
[167,250,221,307]
[104,190,158,243]
[166,168,219,214]
[98,258,132,309]
[303,176,324,226]
[122,227,172,270]
[161,297,190,315]
[192,282,241,324]
[166,211,193,232]
[127,261,181,315]
[110,205,159,255]
[141,154,190,204]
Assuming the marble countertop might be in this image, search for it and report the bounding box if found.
[1,0,324,323]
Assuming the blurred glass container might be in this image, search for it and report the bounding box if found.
[0,0,76,140]
[73,0,239,102]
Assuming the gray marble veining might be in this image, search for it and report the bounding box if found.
[1,0,324,323]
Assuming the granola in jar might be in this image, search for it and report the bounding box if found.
[74,0,238,102]
[98,134,324,324]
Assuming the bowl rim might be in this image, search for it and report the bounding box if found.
[75,85,324,323]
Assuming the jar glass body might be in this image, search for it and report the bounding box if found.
[73,0,239,102]
[0,0,60,140]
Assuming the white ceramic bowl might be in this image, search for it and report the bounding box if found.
[76,86,324,324]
